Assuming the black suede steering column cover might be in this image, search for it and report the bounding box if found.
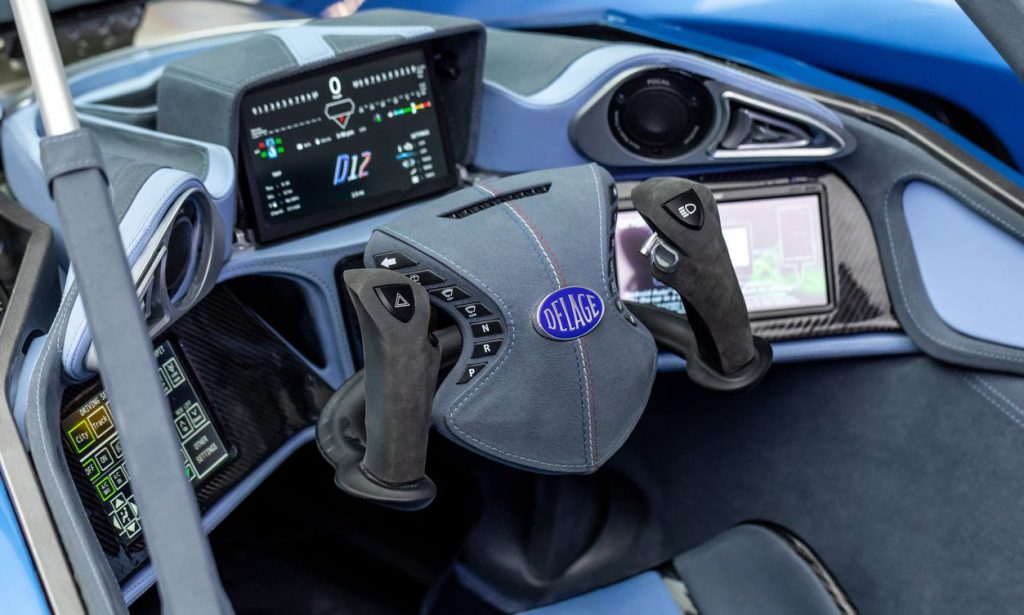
[364,164,657,474]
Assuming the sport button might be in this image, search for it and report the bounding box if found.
[374,284,416,323]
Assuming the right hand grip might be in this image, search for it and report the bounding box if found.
[631,177,770,389]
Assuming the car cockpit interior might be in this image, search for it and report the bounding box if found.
[1,2,1024,614]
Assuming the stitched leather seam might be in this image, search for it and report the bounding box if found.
[503,202,594,467]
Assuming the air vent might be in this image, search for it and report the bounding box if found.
[712,90,850,160]
[720,108,811,150]
[443,183,551,219]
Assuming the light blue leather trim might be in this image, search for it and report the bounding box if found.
[477,44,845,172]
[121,425,316,606]
[79,113,238,228]
[270,26,333,65]
[903,181,1024,349]
[520,572,680,615]
[270,24,434,65]
[1,107,236,263]
[60,170,220,380]
[74,66,164,106]
[12,334,47,444]
[656,332,918,372]
[217,204,414,388]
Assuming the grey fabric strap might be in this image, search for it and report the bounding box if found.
[39,129,232,615]
[955,0,1024,83]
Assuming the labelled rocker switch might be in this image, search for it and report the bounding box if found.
[374,284,416,323]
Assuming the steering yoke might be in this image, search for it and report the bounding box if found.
[317,165,770,509]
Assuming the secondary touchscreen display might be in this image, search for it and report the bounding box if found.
[240,46,454,241]
[61,341,230,545]
[616,191,829,315]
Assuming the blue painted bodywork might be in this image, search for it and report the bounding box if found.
[0,478,50,615]
[368,0,1024,169]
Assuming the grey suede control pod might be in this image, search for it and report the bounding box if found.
[365,164,658,474]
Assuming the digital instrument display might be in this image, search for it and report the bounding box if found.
[616,186,830,316]
[61,340,231,545]
[240,46,456,242]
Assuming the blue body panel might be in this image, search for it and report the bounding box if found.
[368,0,1024,169]
[0,478,50,615]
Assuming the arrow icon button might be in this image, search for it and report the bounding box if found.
[373,251,417,270]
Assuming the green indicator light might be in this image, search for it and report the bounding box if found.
[84,459,100,482]
[261,152,267,158]
[67,420,96,453]
[275,137,282,144]
[96,477,116,501]
[277,147,284,154]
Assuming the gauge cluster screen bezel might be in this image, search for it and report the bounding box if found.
[238,43,458,244]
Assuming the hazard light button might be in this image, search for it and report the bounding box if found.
[374,284,416,323]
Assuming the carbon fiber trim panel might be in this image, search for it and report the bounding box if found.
[686,168,898,340]
[60,286,333,581]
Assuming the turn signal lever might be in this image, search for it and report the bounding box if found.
[317,268,446,510]
[629,177,772,391]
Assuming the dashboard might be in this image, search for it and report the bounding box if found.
[616,182,831,318]
[239,44,457,242]
[21,7,1022,604]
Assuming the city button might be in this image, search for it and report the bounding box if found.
[67,420,95,453]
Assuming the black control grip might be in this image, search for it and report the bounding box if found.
[631,177,770,387]
[316,268,440,510]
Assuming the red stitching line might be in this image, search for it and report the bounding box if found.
[508,200,600,464]
[508,202,568,287]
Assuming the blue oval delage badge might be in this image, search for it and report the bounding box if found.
[534,286,604,341]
